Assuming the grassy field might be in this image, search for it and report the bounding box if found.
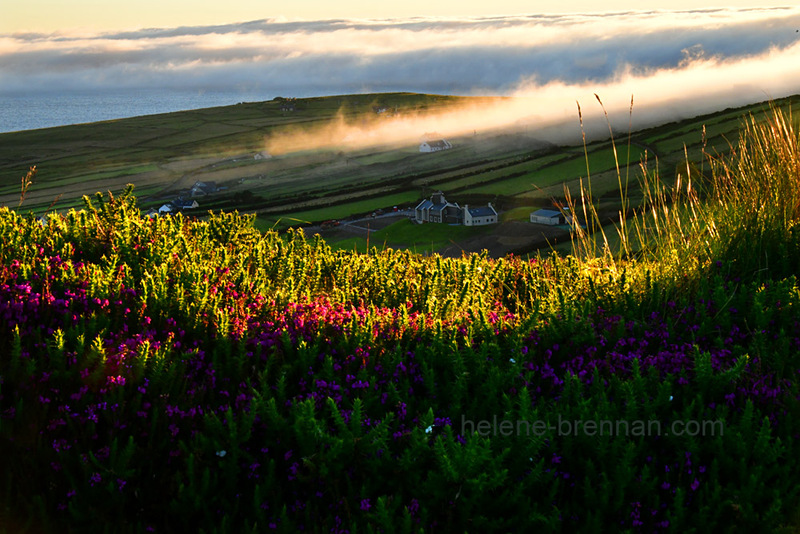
[4,104,800,532]
[2,92,799,258]
[329,218,497,254]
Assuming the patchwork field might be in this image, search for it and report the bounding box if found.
[4,94,800,533]
[1,92,799,258]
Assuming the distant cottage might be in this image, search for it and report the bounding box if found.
[190,181,218,197]
[173,198,199,210]
[414,191,497,226]
[153,198,200,217]
[419,132,452,153]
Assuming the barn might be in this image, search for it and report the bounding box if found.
[530,209,571,225]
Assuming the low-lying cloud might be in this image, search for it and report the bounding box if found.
[2,7,799,144]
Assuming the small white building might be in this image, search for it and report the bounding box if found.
[530,209,572,225]
[419,132,452,153]
[419,139,452,153]
[158,204,174,215]
[463,203,498,226]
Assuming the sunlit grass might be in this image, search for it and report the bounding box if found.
[3,99,800,533]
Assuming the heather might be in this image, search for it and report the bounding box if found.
[2,108,800,533]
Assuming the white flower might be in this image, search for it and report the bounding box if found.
[425,426,433,434]
[509,358,516,364]
[669,396,673,401]
[216,450,227,458]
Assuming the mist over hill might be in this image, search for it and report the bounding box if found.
[2,7,799,133]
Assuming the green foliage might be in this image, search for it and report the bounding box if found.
[1,105,800,532]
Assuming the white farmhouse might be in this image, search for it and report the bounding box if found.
[463,203,498,226]
[414,192,499,226]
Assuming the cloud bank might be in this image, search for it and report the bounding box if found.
[2,7,799,142]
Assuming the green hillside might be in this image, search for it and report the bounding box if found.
[2,103,800,532]
[3,93,799,258]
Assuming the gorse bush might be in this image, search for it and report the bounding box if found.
[2,107,800,533]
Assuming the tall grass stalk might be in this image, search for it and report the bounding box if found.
[565,95,636,271]
[593,103,797,291]
[566,101,799,302]
[567,101,612,264]
[18,166,36,207]
[704,105,800,277]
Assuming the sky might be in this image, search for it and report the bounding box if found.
[1,2,799,141]
[3,1,786,34]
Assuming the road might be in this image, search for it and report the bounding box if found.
[300,209,415,237]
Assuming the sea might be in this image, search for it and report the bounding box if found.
[0,90,276,134]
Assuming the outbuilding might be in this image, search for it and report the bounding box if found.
[530,209,571,225]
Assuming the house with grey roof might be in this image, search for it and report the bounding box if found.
[415,191,462,224]
[173,198,199,210]
[530,208,572,225]
[190,181,218,197]
[415,192,498,226]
